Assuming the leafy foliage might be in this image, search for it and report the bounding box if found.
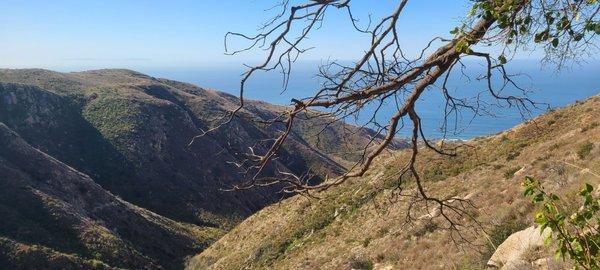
[524,176,600,269]
[470,0,600,48]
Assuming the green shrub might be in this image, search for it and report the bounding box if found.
[506,151,521,161]
[488,221,526,249]
[524,177,600,269]
[483,217,527,264]
[577,142,594,159]
[88,259,105,269]
[349,258,374,270]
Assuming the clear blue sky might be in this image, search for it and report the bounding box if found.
[0,0,482,70]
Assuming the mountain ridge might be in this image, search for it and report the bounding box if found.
[0,68,401,269]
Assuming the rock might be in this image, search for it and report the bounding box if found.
[373,263,394,270]
[514,165,531,178]
[532,257,566,270]
[502,259,533,270]
[487,226,551,269]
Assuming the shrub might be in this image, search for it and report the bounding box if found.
[483,217,527,263]
[362,237,371,247]
[577,142,594,159]
[549,143,562,150]
[523,177,600,269]
[349,258,374,270]
[582,122,599,133]
[506,151,521,161]
[89,259,105,269]
[504,167,521,179]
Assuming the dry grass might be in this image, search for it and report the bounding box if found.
[188,95,600,270]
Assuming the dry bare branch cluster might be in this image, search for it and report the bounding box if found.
[191,0,600,226]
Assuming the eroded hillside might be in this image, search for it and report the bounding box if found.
[188,94,600,270]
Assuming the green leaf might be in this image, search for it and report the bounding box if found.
[555,248,563,260]
[499,55,507,64]
[455,40,471,53]
[535,212,547,224]
[544,234,553,246]
[586,183,594,193]
[552,38,559,48]
[534,193,545,202]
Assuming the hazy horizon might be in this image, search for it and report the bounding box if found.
[0,0,573,70]
[7,59,593,140]
[2,1,599,140]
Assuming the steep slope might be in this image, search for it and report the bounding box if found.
[0,69,391,228]
[188,94,600,269]
[0,68,395,269]
[0,123,219,269]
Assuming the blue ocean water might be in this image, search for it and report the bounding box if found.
[141,60,600,140]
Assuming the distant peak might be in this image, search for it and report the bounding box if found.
[74,69,150,78]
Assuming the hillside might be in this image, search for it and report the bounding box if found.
[188,94,600,269]
[0,123,220,269]
[0,69,394,268]
[0,69,391,225]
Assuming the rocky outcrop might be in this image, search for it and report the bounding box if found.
[487,226,567,270]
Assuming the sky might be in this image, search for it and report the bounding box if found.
[0,0,483,70]
[1,1,599,139]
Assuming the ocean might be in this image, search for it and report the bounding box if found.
[141,60,600,140]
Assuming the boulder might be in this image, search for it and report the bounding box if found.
[532,257,567,270]
[502,259,534,270]
[487,226,551,269]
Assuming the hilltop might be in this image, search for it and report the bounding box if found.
[188,94,600,269]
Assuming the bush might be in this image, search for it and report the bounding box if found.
[506,151,521,161]
[504,167,521,179]
[581,122,598,133]
[577,142,594,159]
[523,177,600,269]
[89,259,105,269]
[349,258,374,270]
[483,218,527,262]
